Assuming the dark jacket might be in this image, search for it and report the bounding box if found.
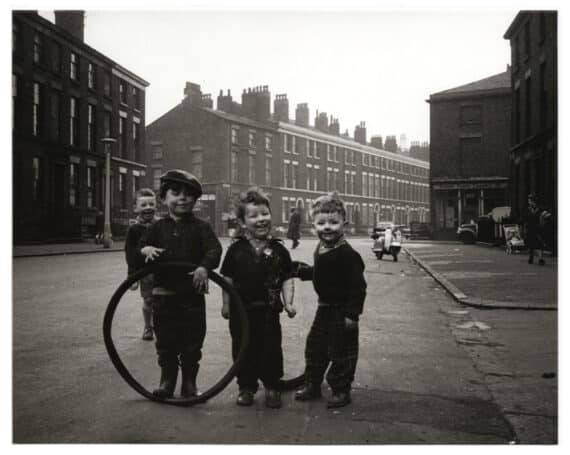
[125,217,157,275]
[141,214,222,296]
[298,242,367,320]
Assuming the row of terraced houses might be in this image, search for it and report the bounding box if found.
[145,83,430,236]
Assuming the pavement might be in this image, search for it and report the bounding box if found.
[404,241,557,310]
[14,237,558,311]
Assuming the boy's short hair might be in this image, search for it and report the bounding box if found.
[159,169,202,200]
[235,186,271,221]
[134,187,156,202]
[311,192,346,221]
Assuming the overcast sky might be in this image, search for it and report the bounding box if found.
[37,7,516,146]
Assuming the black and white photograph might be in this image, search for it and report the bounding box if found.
[7,0,564,447]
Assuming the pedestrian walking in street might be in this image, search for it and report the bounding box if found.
[140,170,222,399]
[220,187,297,409]
[287,207,301,249]
[124,188,160,341]
[295,192,367,408]
[524,193,547,265]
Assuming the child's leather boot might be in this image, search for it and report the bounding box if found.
[152,363,178,398]
[294,383,322,401]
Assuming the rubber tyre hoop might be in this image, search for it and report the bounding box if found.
[103,261,305,404]
[103,261,249,406]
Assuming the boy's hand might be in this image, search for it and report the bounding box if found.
[130,281,139,291]
[284,303,296,318]
[192,266,209,294]
[221,301,230,320]
[142,246,164,262]
[344,317,358,329]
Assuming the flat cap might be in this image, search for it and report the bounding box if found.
[160,169,202,197]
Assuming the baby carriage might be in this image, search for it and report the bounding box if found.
[503,224,525,254]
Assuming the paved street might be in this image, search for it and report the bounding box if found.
[12,237,556,443]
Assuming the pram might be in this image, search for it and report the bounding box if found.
[503,224,525,254]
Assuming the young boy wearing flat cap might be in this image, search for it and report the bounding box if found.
[140,169,222,399]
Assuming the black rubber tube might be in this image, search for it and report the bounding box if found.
[103,261,249,406]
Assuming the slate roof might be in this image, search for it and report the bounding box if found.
[430,70,511,99]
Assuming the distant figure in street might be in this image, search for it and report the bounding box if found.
[140,170,222,399]
[94,210,104,244]
[524,193,547,265]
[220,187,296,408]
[124,188,159,341]
[287,207,301,249]
[294,192,367,408]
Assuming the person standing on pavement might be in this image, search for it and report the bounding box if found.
[523,193,546,265]
[220,187,297,409]
[140,170,222,399]
[294,192,367,408]
[286,207,301,249]
[124,188,160,341]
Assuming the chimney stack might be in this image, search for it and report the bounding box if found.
[54,10,85,42]
[183,82,203,106]
[274,94,289,122]
[315,111,329,133]
[329,116,340,135]
[295,103,309,127]
[354,121,367,145]
[217,89,233,113]
[370,135,384,149]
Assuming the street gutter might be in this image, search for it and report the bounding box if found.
[404,248,557,311]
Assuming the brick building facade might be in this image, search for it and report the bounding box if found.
[146,83,430,236]
[12,11,149,242]
[428,69,512,239]
[504,11,557,226]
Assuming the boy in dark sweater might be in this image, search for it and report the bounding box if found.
[295,192,367,408]
[124,188,159,341]
[141,170,222,399]
[220,187,296,408]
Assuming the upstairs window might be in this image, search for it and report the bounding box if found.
[88,62,95,90]
[32,82,42,137]
[192,150,203,180]
[12,21,20,54]
[87,104,96,151]
[70,52,79,81]
[248,130,256,148]
[33,32,44,65]
[69,97,79,146]
[104,72,111,97]
[132,87,141,110]
[119,81,127,104]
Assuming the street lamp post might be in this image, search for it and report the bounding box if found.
[101,137,116,248]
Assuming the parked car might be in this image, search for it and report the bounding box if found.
[409,221,431,240]
[371,222,402,261]
[456,222,477,244]
[457,207,513,245]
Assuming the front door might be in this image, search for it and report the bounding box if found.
[51,162,66,238]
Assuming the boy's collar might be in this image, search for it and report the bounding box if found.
[166,212,194,221]
[319,234,347,251]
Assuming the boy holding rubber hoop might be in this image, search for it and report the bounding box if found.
[141,169,222,399]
